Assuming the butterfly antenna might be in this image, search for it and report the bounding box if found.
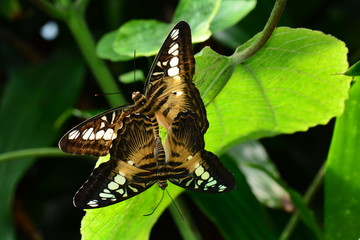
[133,49,137,90]
[94,92,121,97]
[165,188,184,221]
[143,189,165,217]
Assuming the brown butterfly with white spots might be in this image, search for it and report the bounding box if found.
[59,21,235,209]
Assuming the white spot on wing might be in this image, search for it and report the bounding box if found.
[173,75,181,82]
[87,200,99,207]
[111,111,116,124]
[218,185,227,192]
[82,128,94,140]
[168,43,179,55]
[100,122,106,129]
[205,180,217,187]
[128,185,138,193]
[103,128,115,140]
[170,57,179,67]
[185,179,193,187]
[172,91,183,96]
[201,171,210,180]
[99,192,115,199]
[172,50,179,56]
[95,130,105,140]
[89,132,96,140]
[114,174,126,185]
[152,72,163,76]
[167,67,179,77]
[101,116,107,122]
[108,181,119,190]
[195,165,205,177]
[68,130,80,140]
[171,29,179,39]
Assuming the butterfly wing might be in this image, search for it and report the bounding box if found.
[165,111,235,192]
[74,113,158,208]
[145,21,208,133]
[58,104,135,156]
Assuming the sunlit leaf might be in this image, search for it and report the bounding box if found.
[325,76,360,240]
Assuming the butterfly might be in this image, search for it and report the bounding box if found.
[59,21,235,209]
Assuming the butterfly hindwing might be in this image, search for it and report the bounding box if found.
[74,113,158,208]
[166,111,235,192]
[59,104,134,156]
[145,21,208,133]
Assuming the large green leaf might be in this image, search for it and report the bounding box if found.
[172,0,220,42]
[0,51,84,239]
[210,0,257,33]
[201,27,350,153]
[96,30,133,62]
[106,0,220,59]
[98,0,258,61]
[325,76,360,239]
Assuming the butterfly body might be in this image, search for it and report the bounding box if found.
[59,21,235,209]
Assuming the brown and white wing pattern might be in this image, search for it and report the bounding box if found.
[165,111,235,192]
[58,104,134,156]
[144,21,208,133]
[59,21,235,210]
[73,113,158,208]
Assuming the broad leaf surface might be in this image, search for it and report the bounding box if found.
[325,76,360,239]
[0,52,84,240]
[110,0,220,58]
[96,30,132,62]
[172,0,220,42]
[201,27,350,153]
[99,0,256,61]
[210,0,257,33]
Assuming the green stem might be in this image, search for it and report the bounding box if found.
[0,148,75,163]
[65,8,125,107]
[230,0,287,64]
[169,196,203,240]
[279,163,325,240]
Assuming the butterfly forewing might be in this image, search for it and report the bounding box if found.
[165,111,235,192]
[144,21,208,132]
[59,105,134,156]
[74,113,158,208]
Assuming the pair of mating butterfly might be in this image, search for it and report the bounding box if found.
[59,21,235,209]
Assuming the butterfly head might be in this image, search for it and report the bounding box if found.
[157,181,168,190]
[132,91,146,106]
